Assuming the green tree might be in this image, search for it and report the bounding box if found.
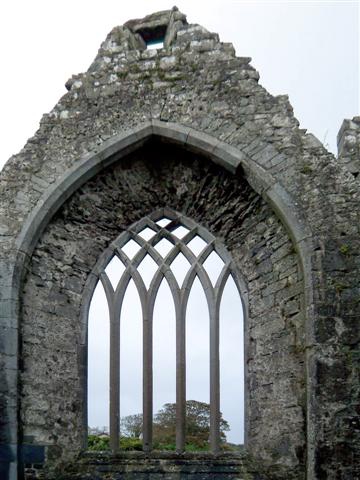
[120,413,143,438]
[153,400,230,449]
[118,401,230,450]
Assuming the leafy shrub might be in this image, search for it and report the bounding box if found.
[153,441,176,451]
[185,442,208,452]
[88,434,110,451]
[87,434,143,451]
[120,437,143,450]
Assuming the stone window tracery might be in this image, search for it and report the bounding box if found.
[87,208,244,453]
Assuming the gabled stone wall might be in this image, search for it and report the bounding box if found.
[0,8,359,480]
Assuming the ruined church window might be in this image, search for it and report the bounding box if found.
[88,209,244,452]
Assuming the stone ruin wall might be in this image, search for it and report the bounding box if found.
[0,7,359,480]
[21,144,305,478]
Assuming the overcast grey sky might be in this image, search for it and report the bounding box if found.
[0,0,358,169]
[1,0,358,445]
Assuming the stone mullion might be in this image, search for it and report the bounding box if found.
[211,266,232,453]
[176,300,186,452]
[109,306,120,452]
[181,257,217,453]
[209,304,220,453]
[177,260,200,452]
[142,296,153,451]
[148,256,183,452]
[123,265,150,453]
[111,253,150,453]
[100,273,120,453]
[141,239,179,452]
[170,230,196,452]
[111,253,140,453]
[107,267,135,453]
[188,251,220,454]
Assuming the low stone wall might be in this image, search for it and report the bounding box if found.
[25,451,268,480]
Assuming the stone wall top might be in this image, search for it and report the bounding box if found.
[124,6,187,45]
[337,116,360,175]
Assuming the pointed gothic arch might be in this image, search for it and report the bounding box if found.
[12,121,312,462]
[4,121,314,478]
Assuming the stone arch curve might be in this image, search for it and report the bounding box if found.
[16,120,312,268]
[11,120,314,478]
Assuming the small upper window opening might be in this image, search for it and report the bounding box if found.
[138,25,167,51]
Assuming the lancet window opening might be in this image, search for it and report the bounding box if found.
[88,208,244,453]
